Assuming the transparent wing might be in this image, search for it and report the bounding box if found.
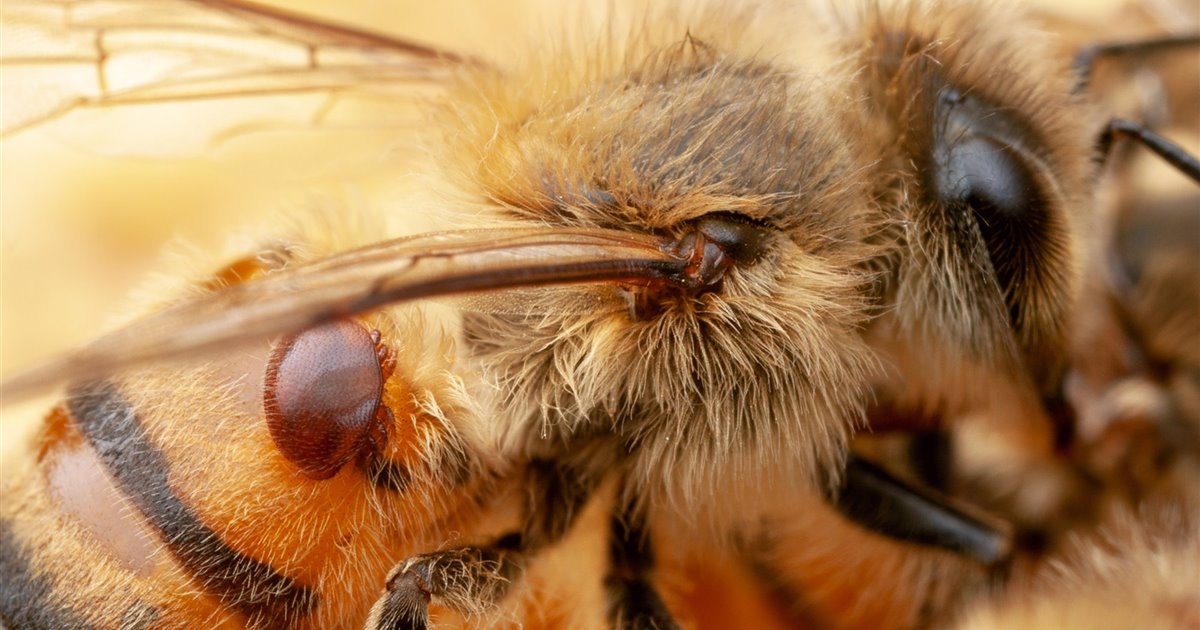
[1,0,471,136]
[1,227,697,400]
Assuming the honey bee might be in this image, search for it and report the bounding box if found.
[2,0,1196,628]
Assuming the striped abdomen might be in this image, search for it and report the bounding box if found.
[1,321,489,628]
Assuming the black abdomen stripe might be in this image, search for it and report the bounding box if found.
[67,381,317,624]
[0,519,97,630]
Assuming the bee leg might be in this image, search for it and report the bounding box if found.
[366,457,606,629]
[367,541,524,630]
[733,454,1010,628]
[832,454,1013,566]
[605,505,680,629]
[1072,34,1200,92]
[906,428,954,491]
[1097,119,1200,184]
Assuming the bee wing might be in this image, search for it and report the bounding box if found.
[1,0,470,137]
[1,227,694,400]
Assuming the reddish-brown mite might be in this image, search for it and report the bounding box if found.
[263,319,395,480]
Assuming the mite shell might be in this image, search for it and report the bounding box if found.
[263,320,396,480]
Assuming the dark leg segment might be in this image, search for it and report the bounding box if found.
[604,506,680,630]
[367,544,521,630]
[906,428,953,492]
[1098,118,1200,184]
[1073,34,1200,92]
[365,458,605,629]
[832,454,1013,566]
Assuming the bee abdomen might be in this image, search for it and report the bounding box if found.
[0,379,322,628]
[63,380,319,625]
[0,518,124,629]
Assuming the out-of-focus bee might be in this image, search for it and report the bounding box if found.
[876,0,1200,542]
[953,500,1200,630]
[869,0,1198,509]
[1,0,1196,628]
[816,5,1200,628]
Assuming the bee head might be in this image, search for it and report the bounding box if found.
[445,26,886,517]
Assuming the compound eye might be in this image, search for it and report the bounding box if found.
[263,320,385,480]
[935,129,1050,321]
[923,85,1076,387]
[937,135,1042,241]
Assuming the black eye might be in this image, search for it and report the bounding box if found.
[937,134,1047,285]
[918,83,1079,387]
[931,94,1051,328]
[938,135,1039,225]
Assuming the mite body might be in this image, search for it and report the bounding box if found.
[0,0,1160,627]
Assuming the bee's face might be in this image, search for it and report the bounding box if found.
[418,1,1098,520]
[430,19,888,512]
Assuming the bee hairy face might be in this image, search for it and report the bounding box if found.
[446,25,889,512]
[419,2,1095,520]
